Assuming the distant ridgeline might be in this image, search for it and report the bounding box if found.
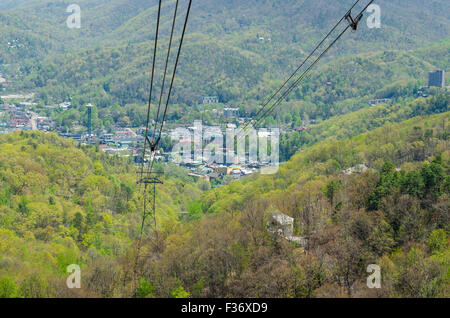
[0,0,448,129]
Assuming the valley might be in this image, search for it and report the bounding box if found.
[0,0,448,299]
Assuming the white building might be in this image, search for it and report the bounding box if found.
[59,102,72,110]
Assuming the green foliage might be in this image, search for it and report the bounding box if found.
[0,277,18,298]
[323,180,341,207]
[281,93,449,161]
[171,282,190,299]
[136,277,154,298]
[186,200,203,220]
[0,1,449,297]
[0,111,448,298]
[19,274,51,298]
[428,230,447,254]
[0,131,203,296]
[369,154,449,211]
[159,112,448,298]
[2,1,449,131]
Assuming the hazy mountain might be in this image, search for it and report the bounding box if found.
[1,1,449,124]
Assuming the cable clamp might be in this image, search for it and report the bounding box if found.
[345,10,363,31]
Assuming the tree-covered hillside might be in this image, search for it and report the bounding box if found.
[0,1,449,299]
[280,92,449,161]
[167,112,449,298]
[0,131,205,297]
[23,39,449,134]
[4,0,449,55]
[1,1,449,112]
[0,112,448,298]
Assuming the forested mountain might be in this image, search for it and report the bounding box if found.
[0,131,207,297]
[280,92,449,161]
[1,112,448,297]
[171,112,449,298]
[1,1,449,116]
[4,0,450,53]
[22,38,448,136]
[0,1,449,299]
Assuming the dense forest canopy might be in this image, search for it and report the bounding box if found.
[1,1,449,122]
[0,111,448,297]
[0,0,449,299]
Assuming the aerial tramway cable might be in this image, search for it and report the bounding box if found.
[133,0,193,295]
[238,0,374,139]
[152,0,180,146]
[147,0,193,175]
[139,0,163,179]
[133,0,163,295]
[240,0,364,134]
[133,0,374,294]
[249,24,352,131]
